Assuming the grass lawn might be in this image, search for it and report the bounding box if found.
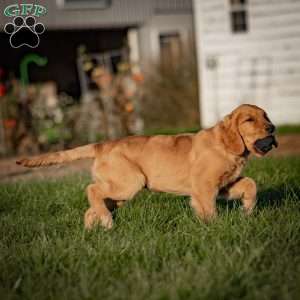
[0,157,300,300]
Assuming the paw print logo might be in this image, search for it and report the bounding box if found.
[4,16,45,48]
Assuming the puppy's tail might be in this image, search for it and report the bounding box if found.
[16,144,99,168]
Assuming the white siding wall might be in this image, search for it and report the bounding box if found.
[194,0,300,127]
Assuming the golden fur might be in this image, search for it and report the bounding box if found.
[17,104,277,229]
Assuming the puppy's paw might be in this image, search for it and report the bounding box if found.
[201,214,217,224]
[241,205,256,216]
[100,214,113,229]
[84,208,113,230]
[84,208,97,230]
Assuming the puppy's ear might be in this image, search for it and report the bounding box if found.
[220,113,245,155]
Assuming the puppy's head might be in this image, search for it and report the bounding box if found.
[221,104,278,157]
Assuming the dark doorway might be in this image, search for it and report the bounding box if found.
[0,28,128,98]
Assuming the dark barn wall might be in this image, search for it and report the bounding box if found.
[0,28,127,98]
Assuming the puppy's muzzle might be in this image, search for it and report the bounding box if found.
[254,135,278,154]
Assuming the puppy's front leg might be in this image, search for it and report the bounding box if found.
[223,177,257,215]
[190,184,218,222]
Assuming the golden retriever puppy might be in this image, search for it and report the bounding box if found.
[17,104,278,229]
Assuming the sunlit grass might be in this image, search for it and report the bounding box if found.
[0,157,299,300]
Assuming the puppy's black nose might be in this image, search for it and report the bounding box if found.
[266,124,275,134]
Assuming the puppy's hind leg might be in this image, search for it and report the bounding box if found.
[85,157,146,230]
[85,183,114,230]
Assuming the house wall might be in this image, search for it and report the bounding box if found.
[194,0,300,127]
[0,0,193,29]
[138,14,194,68]
[0,0,193,66]
[0,0,193,96]
[0,0,152,29]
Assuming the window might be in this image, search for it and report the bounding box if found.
[229,0,248,33]
[159,32,182,66]
[57,0,111,10]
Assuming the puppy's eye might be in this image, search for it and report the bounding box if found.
[245,117,254,122]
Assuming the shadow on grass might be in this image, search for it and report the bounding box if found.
[217,184,300,212]
[256,184,300,209]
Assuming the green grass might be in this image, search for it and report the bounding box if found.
[276,125,300,135]
[0,157,300,300]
